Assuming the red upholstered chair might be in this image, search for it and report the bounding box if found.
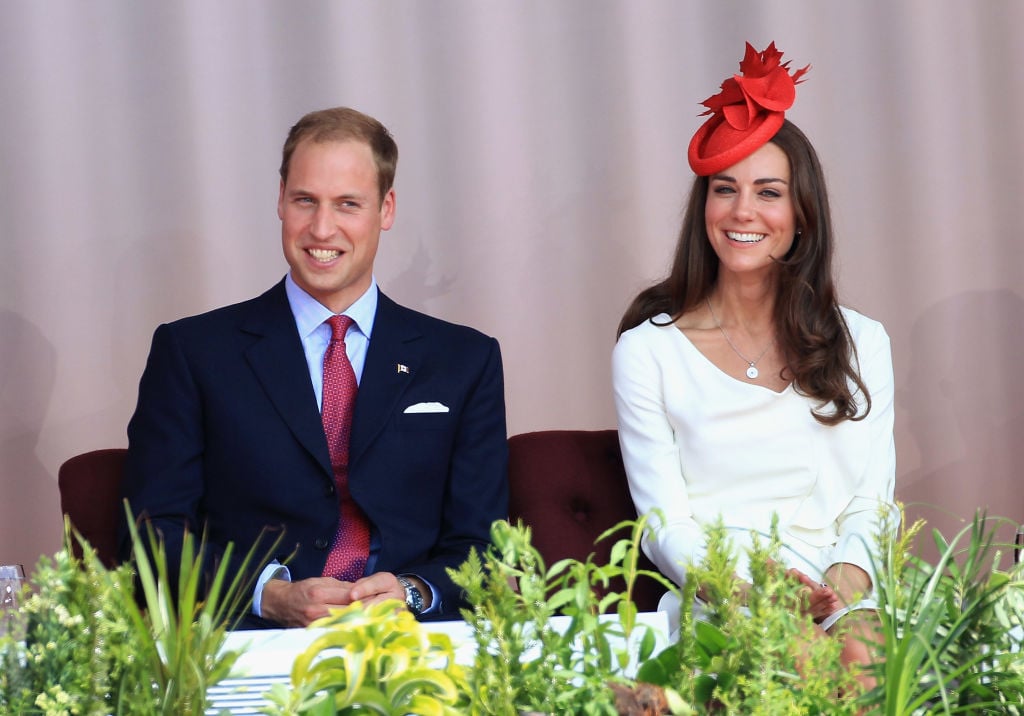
[507,429,666,613]
[57,448,127,568]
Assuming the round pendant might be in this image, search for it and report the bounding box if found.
[746,365,759,379]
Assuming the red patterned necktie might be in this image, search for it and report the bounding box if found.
[320,315,371,581]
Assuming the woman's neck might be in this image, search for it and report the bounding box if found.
[708,276,777,331]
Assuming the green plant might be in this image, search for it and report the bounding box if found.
[450,517,681,716]
[125,512,277,714]
[867,508,1024,715]
[0,510,276,715]
[636,517,858,715]
[0,533,156,715]
[260,599,467,715]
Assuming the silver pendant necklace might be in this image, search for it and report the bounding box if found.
[706,297,773,380]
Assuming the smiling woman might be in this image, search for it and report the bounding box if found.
[612,42,897,699]
[704,142,796,289]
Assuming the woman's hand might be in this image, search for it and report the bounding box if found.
[786,567,843,622]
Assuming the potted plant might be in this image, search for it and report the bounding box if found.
[5,505,1022,715]
[635,518,858,715]
[0,512,276,715]
[261,599,467,715]
[449,517,686,715]
[865,509,1024,714]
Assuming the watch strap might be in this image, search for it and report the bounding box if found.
[397,575,424,615]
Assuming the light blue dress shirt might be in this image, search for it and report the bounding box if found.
[253,274,438,618]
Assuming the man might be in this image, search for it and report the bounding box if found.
[119,107,508,628]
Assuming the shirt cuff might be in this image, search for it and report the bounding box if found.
[252,561,291,617]
[818,597,877,632]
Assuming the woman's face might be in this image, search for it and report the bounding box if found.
[704,141,796,278]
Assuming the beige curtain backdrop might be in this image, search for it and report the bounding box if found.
[2,0,1022,570]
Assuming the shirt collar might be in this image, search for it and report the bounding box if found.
[284,273,378,340]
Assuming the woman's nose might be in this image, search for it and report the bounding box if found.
[732,191,756,220]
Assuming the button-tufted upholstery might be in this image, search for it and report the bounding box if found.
[58,448,127,568]
[507,429,666,612]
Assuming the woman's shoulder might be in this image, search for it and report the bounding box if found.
[613,313,684,367]
[839,305,890,348]
[616,313,677,344]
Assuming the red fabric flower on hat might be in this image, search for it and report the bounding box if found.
[688,42,810,176]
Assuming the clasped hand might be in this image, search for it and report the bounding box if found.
[786,567,844,623]
[720,562,845,624]
[260,571,406,628]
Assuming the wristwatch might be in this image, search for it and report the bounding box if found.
[397,575,425,615]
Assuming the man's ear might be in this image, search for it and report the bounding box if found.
[380,188,396,231]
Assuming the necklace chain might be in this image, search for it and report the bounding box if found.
[706,297,774,379]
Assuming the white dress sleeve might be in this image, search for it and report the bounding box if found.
[612,319,704,588]
[829,311,899,579]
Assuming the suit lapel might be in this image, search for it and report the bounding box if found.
[349,293,423,466]
[241,281,333,478]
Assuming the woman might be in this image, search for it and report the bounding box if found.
[612,43,896,673]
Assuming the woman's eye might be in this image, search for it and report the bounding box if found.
[713,185,735,194]
[760,189,781,198]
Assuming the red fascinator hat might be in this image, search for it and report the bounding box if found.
[688,42,809,176]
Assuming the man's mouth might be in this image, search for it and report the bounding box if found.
[307,248,341,262]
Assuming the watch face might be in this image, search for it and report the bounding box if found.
[398,576,424,615]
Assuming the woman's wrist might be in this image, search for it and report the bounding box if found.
[824,562,872,604]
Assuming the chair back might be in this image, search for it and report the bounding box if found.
[507,429,666,612]
[57,448,127,567]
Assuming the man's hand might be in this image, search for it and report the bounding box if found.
[348,572,406,606]
[261,572,433,627]
[260,577,358,627]
[351,572,434,612]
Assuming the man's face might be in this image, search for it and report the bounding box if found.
[278,139,395,313]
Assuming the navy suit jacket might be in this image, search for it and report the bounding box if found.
[119,280,508,625]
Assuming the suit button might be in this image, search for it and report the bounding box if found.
[314,537,329,550]
[326,483,336,496]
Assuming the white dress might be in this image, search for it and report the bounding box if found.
[612,307,897,595]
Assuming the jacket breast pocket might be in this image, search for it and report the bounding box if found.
[395,410,452,431]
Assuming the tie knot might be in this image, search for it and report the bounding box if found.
[327,314,354,342]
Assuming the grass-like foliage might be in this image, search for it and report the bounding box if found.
[450,516,676,716]
[125,510,278,714]
[637,516,858,715]
[0,508,278,715]
[4,506,1022,715]
[0,528,156,715]
[868,508,1024,715]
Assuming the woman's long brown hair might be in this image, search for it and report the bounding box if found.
[617,120,870,426]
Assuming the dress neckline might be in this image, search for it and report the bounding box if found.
[665,318,794,396]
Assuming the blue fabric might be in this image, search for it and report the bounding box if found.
[120,279,508,626]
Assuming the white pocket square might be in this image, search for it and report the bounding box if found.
[403,402,449,414]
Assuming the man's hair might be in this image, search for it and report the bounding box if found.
[279,107,398,205]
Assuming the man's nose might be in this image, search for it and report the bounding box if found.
[310,205,335,239]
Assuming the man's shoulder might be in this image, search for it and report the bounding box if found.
[162,282,285,333]
[378,293,497,347]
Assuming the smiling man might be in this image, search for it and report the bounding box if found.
[120,107,509,628]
